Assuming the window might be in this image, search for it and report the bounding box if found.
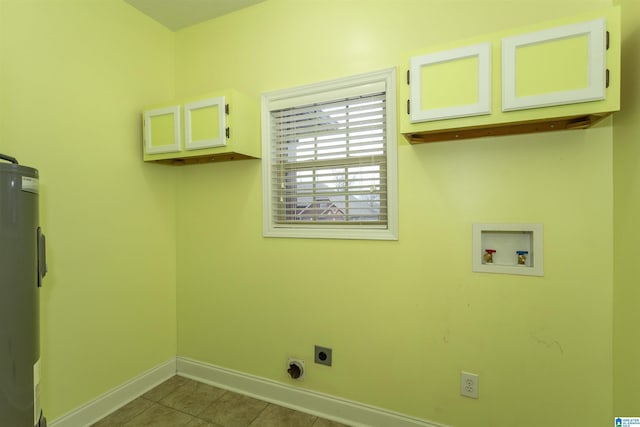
[262,69,398,240]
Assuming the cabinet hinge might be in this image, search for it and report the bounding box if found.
[407,99,411,115]
[606,69,610,88]
[406,70,410,85]
[606,31,610,50]
[225,104,230,115]
[226,127,230,138]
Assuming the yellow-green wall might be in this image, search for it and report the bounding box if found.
[613,0,640,417]
[3,0,636,425]
[0,0,177,419]
[175,1,615,426]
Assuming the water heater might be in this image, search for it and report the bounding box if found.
[0,154,47,427]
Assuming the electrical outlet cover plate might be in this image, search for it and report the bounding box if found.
[314,345,332,366]
[461,371,479,399]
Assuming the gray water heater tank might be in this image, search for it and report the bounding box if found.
[0,154,47,427]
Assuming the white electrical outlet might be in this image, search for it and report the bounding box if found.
[460,371,479,399]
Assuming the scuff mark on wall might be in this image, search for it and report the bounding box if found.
[530,331,564,355]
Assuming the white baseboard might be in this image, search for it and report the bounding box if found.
[49,358,176,427]
[177,356,448,427]
[48,356,447,427]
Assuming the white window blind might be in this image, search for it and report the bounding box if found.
[262,69,398,240]
[271,91,387,225]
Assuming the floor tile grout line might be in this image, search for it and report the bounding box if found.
[153,389,232,422]
[246,402,274,427]
[154,392,329,427]
[247,403,320,427]
[147,377,275,427]
[123,398,210,427]
[187,389,236,425]
[116,397,157,425]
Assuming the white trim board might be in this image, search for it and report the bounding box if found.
[176,356,448,427]
[49,358,176,427]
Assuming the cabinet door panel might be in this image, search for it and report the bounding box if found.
[410,42,491,123]
[502,18,606,111]
[421,55,479,110]
[184,97,227,150]
[144,106,181,154]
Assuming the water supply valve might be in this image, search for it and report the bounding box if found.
[516,250,529,265]
[483,249,496,264]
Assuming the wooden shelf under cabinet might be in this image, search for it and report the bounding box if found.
[147,151,258,165]
[405,112,611,144]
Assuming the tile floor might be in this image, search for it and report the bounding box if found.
[91,375,351,427]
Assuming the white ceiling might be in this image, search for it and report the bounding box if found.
[124,0,267,31]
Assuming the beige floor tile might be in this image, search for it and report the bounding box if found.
[122,402,195,426]
[142,376,194,402]
[185,418,221,427]
[312,418,352,427]
[160,380,227,416]
[249,404,316,427]
[92,377,349,427]
[91,398,154,426]
[199,391,268,427]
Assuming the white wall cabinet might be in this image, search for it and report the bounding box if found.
[143,89,259,165]
[400,7,620,144]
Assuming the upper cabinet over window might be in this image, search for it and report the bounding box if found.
[142,89,260,165]
[400,6,620,144]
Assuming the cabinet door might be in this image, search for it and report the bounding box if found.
[502,18,606,111]
[184,97,227,150]
[143,106,181,154]
[409,42,492,123]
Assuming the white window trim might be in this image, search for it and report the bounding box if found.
[261,68,398,240]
